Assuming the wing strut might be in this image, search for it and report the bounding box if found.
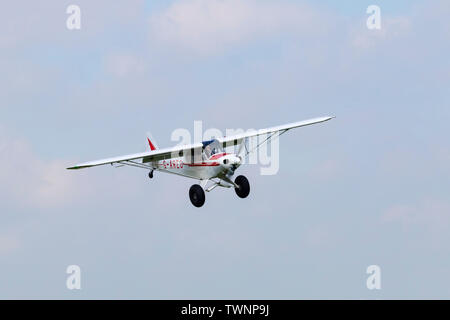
[243,129,288,157]
[115,160,154,170]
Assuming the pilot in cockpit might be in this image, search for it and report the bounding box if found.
[202,140,223,159]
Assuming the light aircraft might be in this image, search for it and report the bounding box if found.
[67,116,334,207]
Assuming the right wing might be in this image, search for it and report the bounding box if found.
[218,116,334,149]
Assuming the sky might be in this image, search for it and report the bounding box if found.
[0,0,449,299]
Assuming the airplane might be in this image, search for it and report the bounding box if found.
[67,116,334,207]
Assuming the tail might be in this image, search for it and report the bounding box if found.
[146,132,158,151]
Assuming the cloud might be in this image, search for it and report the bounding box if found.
[382,199,450,227]
[0,130,92,208]
[381,199,450,249]
[351,16,412,50]
[0,126,192,211]
[0,0,145,50]
[149,0,330,55]
[104,53,147,77]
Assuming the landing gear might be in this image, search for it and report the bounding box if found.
[234,175,250,198]
[148,170,154,179]
[189,184,205,207]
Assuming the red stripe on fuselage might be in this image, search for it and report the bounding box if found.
[209,153,228,160]
[185,162,220,167]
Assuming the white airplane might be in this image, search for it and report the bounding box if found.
[67,116,334,207]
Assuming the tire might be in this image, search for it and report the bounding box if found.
[189,184,205,207]
[234,175,250,198]
[148,170,154,179]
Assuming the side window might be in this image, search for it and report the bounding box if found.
[203,146,211,159]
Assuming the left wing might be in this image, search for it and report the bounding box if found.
[67,142,203,170]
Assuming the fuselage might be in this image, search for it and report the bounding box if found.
[152,152,241,180]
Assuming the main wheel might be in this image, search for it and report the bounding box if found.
[234,175,250,198]
[189,184,205,207]
[148,170,154,179]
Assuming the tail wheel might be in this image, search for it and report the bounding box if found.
[234,175,250,198]
[189,184,205,207]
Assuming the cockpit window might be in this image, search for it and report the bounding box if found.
[202,139,223,159]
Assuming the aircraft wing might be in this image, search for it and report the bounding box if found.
[67,142,203,170]
[67,116,334,170]
[218,116,334,148]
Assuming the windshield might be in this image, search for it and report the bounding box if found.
[202,139,223,159]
